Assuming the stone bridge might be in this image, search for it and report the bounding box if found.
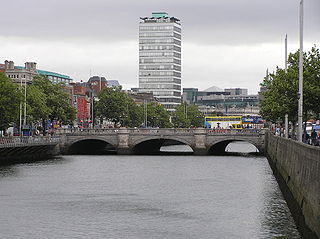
[58,128,266,155]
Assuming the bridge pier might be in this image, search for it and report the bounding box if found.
[193,148,208,155]
[194,128,207,155]
[116,147,132,155]
[117,128,131,155]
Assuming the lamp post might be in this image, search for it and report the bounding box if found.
[285,34,289,138]
[297,0,304,142]
[19,76,23,136]
[91,91,94,128]
[23,76,27,126]
[144,100,148,128]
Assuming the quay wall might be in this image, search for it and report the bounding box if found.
[266,132,320,239]
[0,144,60,165]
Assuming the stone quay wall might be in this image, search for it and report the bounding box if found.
[266,132,320,239]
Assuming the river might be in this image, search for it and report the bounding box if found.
[0,142,300,238]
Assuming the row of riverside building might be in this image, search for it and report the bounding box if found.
[0,60,121,127]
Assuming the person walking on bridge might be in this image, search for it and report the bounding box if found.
[311,129,317,146]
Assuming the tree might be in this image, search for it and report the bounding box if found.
[30,76,76,130]
[0,73,22,132]
[96,86,143,127]
[26,84,51,122]
[144,102,171,128]
[172,103,204,128]
[126,99,143,127]
[260,46,320,123]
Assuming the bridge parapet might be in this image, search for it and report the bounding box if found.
[206,128,265,136]
[55,128,118,135]
[56,128,265,136]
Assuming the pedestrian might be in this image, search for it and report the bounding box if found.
[311,129,317,145]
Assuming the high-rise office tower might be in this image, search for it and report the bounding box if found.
[139,12,181,111]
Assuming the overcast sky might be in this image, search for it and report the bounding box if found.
[0,0,319,94]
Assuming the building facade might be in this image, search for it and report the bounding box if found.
[183,87,260,116]
[88,76,108,96]
[139,12,182,111]
[4,60,72,85]
[0,63,5,73]
[4,61,38,85]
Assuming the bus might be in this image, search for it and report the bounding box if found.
[204,116,242,129]
[241,115,264,128]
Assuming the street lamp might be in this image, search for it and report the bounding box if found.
[285,34,289,138]
[23,75,27,126]
[298,0,304,142]
[144,100,148,128]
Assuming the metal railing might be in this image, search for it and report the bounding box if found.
[0,136,61,148]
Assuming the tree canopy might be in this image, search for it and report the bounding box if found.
[260,46,320,123]
[96,87,172,128]
[144,102,171,128]
[0,73,22,131]
[96,86,143,127]
[30,76,76,124]
[0,74,76,132]
[172,103,204,128]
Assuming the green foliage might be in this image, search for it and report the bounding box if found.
[144,102,172,128]
[126,100,143,127]
[260,46,320,122]
[0,73,22,131]
[29,76,76,124]
[26,84,51,122]
[96,86,143,127]
[172,103,204,128]
[96,87,173,128]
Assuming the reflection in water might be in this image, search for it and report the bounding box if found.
[160,144,193,152]
[0,166,19,178]
[259,167,300,238]
[226,141,259,153]
[0,142,300,239]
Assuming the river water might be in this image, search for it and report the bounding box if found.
[0,142,300,239]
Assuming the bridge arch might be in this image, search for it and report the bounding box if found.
[68,137,116,155]
[131,136,194,155]
[208,138,262,155]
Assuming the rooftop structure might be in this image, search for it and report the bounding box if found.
[4,60,72,84]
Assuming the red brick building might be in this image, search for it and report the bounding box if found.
[88,76,108,96]
[70,83,90,123]
[0,63,5,73]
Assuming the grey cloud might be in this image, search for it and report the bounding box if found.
[2,0,319,45]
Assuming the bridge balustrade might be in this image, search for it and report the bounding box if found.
[55,128,119,135]
[206,128,263,135]
[0,136,61,148]
[55,128,264,136]
[130,128,194,135]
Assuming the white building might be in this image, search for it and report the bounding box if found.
[4,61,37,85]
[139,12,182,111]
[4,60,72,85]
